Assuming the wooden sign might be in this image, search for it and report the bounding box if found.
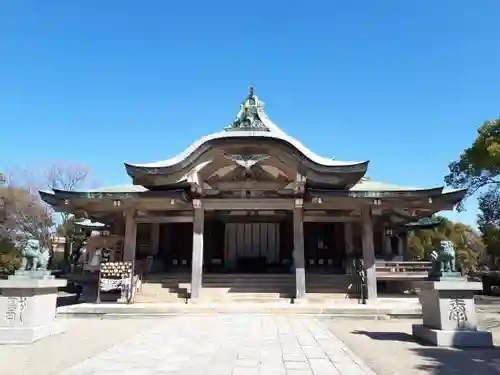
[99,261,133,292]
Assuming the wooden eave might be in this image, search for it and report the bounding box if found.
[50,188,190,201]
[39,189,191,211]
[39,191,61,206]
[307,187,444,199]
[436,189,467,204]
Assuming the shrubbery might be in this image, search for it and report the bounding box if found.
[0,238,21,277]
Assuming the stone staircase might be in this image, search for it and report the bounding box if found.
[135,273,356,303]
[305,274,358,302]
[135,274,191,303]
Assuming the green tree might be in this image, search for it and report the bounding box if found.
[445,117,500,266]
[56,216,91,268]
[407,216,485,272]
[0,237,21,277]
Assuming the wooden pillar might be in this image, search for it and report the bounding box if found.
[190,199,204,300]
[397,235,404,257]
[293,198,306,299]
[361,206,377,300]
[344,222,355,273]
[150,223,160,255]
[383,230,392,257]
[402,233,409,260]
[123,209,137,261]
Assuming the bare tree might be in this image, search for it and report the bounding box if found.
[44,162,94,269]
[0,186,53,247]
[1,162,94,269]
[44,161,91,226]
[45,161,91,192]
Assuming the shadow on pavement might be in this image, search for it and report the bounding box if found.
[352,328,500,375]
[412,347,500,375]
[351,330,417,343]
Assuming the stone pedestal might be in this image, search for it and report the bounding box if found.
[412,280,493,347]
[0,272,67,344]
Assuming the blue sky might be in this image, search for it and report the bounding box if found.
[1,1,499,227]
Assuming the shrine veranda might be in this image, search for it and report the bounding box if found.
[40,87,466,301]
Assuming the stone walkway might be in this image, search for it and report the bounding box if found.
[58,315,376,375]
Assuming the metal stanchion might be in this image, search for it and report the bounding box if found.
[96,269,102,304]
[356,259,367,305]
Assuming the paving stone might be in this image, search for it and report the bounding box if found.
[283,353,308,362]
[281,345,303,354]
[285,361,311,370]
[302,346,328,359]
[54,315,374,375]
[309,359,340,375]
[285,370,314,375]
[236,359,260,368]
[260,365,286,374]
[232,367,260,375]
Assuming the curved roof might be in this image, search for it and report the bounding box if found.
[125,87,368,174]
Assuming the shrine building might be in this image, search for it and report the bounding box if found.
[40,87,466,302]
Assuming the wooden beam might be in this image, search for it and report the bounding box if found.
[136,198,191,211]
[135,216,193,223]
[203,199,294,211]
[303,215,359,223]
[304,198,363,210]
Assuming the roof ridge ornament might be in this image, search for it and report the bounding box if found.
[225,86,270,132]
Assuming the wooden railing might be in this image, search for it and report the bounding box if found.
[375,260,432,281]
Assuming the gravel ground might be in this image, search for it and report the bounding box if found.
[325,313,500,375]
[0,317,160,375]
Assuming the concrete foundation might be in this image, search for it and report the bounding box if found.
[412,324,493,347]
[0,274,67,344]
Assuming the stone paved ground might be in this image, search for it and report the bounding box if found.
[0,317,159,375]
[56,315,374,375]
[325,313,500,375]
[3,312,500,375]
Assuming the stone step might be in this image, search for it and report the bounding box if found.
[141,287,294,296]
[200,293,292,300]
[143,284,352,293]
[58,301,422,318]
[146,279,351,285]
[147,274,352,280]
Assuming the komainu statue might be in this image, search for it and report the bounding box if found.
[429,240,459,279]
[20,239,50,271]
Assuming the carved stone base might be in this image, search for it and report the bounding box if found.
[412,280,493,347]
[412,324,493,347]
[10,270,55,280]
[417,281,481,331]
[428,272,465,282]
[0,277,66,344]
[0,321,63,344]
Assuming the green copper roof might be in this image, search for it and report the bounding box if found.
[85,184,147,193]
[350,178,422,192]
[405,217,441,229]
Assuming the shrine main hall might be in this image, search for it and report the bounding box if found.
[41,87,465,302]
